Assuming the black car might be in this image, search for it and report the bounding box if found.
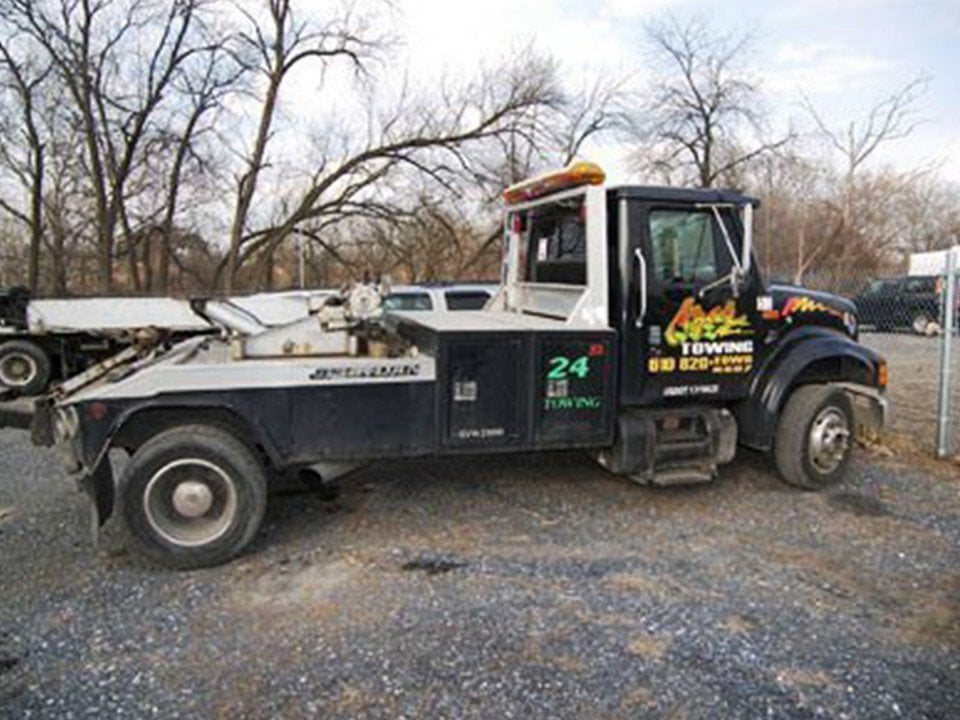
[854,275,945,334]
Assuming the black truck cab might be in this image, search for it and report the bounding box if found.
[476,166,885,483]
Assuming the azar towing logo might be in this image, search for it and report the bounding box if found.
[665,298,752,346]
[309,363,422,382]
[651,297,755,376]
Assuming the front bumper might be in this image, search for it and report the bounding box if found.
[837,383,888,433]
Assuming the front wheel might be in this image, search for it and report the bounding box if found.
[119,424,268,569]
[775,385,854,490]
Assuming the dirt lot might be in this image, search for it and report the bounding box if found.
[862,332,960,455]
[1,423,958,719]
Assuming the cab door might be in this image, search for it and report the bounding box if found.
[620,200,761,406]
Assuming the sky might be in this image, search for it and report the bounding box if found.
[393,0,960,184]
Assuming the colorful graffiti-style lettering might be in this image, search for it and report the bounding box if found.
[782,296,843,319]
[665,298,752,346]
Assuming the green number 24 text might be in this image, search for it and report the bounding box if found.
[547,355,590,380]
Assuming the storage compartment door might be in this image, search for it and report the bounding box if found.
[536,334,616,447]
[444,340,524,449]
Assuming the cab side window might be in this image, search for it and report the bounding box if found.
[648,210,723,286]
[524,200,587,286]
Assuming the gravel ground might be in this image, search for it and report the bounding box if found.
[861,332,960,455]
[1,426,958,719]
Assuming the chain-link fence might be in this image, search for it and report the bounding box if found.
[934,248,959,459]
[776,250,960,458]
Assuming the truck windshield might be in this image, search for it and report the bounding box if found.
[521,197,586,286]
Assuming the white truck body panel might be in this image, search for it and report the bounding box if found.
[228,290,334,326]
[65,338,436,403]
[13,291,335,335]
[23,297,208,334]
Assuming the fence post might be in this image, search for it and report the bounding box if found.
[936,246,958,458]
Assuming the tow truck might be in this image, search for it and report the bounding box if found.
[33,162,887,569]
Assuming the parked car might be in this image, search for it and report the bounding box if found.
[854,275,945,335]
[382,283,497,312]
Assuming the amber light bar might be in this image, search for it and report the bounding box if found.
[502,161,606,205]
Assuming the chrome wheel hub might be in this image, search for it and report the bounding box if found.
[143,459,238,547]
[808,406,850,475]
[172,481,214,518]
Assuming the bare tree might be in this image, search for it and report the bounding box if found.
[1,0,216,291]
[41,115,93,295]
[802,75,927,230]
[443,71,622,276]
[146,43,247,293]
[776,75,929,282]
[896,176,960,254]
[0,37,51,292]
[627,15,790,187]
[222,0,385,291]
[219,19,562,290]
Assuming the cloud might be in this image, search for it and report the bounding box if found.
[396,0,664,80]
[762,42,891,96]
[599,0,684,20]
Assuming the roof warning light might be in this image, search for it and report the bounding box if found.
[503,161,605,205]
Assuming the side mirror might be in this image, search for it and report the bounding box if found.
[741,203,753,275]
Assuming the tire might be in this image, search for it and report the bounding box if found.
[774,385,854,490]
[0,339,51,396]
[911,313,932,336]
[119,424,268,569]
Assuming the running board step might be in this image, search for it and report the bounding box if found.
[597,407,738,480]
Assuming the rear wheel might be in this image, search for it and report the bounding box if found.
[119,424,267,569]
[0,339,51,395]
[775,385,854,490]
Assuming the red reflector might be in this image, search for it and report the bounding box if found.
[89,402,107,421]
[589,343,605,357]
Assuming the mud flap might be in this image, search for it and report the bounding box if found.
[76,457,115,546]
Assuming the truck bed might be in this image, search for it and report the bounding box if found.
[62,310,619,470]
